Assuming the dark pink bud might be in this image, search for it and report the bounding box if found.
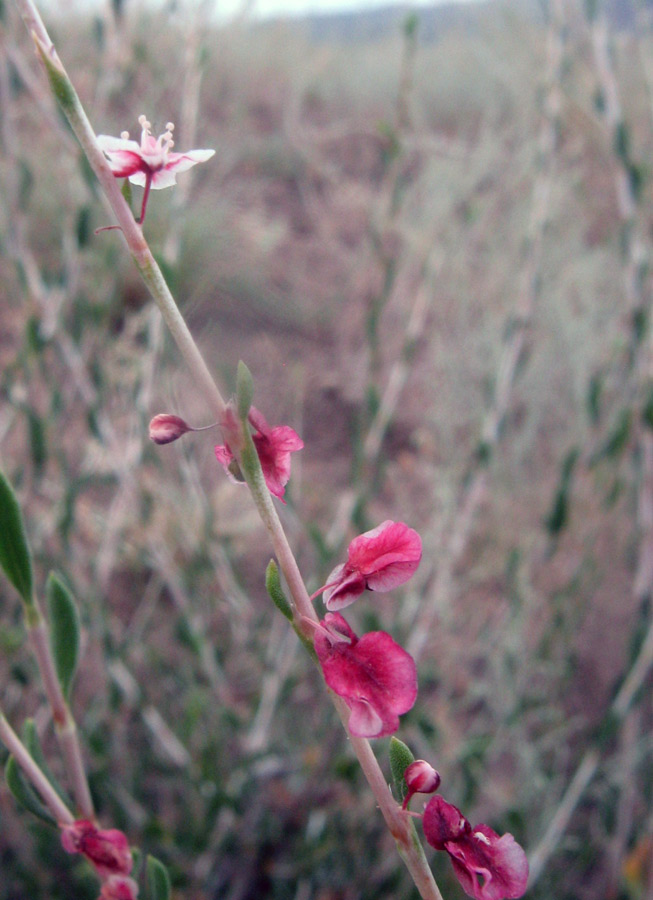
[149,414,191,444]
[215,406,303,502]
[422,796,529,900]
[61,820,133,879]
[403,760,441,808]
[313,612,417,738]
[99,875,139,900]
[322,520,422,610]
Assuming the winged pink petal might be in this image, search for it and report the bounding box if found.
[323,520,422,610]
[215,406,302,501]
[314,613,417,738]
[423,797,529,900]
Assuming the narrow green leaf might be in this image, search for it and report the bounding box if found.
[33,35,77,113]
[147,855,171,900]
[389,737,415,803]
[236,361,254,422]
[0,470,34,607]
[5,755,56,825]
[265,560,293,622]
[22,719,70,804]
[26,409,47,478]
[46,572,80,699]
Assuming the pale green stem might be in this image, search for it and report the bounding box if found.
[0,711,74,824]
[29,619,94,818]
[14,3,443,896]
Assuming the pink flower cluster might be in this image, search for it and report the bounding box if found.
[401,762,528,900]
[312,520,421,738]
[61,820,138,900]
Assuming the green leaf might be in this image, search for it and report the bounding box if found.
[46,572,80,699]
[265,560,293,622]
[5,755,56,825]
[26,408,47,478]
[0,470,34,607]
[147,855,172,900]
[389,737,415,803]
[236,361,254,422]
[22,719,70,804]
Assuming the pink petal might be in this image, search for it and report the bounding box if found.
[322,565,367,611]
[214,443,234,470]
[165,148,216,173]
[348,520,422,588]
[423,798,529,900]
[314,614,417,738]
[252,421,303,502]
[347,698,385,737]
[422,796,470,850]
[97,135,142,154]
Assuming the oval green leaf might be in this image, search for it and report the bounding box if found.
[389,736,415,803]
[0,470,34,607]
[46,572,80,699]
[147,854,171,900]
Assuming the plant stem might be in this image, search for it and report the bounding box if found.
[14,2,444,895]
[28,618,94,818]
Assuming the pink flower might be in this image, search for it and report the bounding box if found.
[403,759,441,809]
[313,612,417,738]
[422,796,529,900]
[321,520,422,611]
[215,407,303,503]
[99,876,139,900]
[97,115,214,223]
[61,820,133,879]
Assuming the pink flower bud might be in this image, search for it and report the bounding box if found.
[403,759,441,808]
[149,414,192,445]
[61,820,133,879]
[99,875,139,900]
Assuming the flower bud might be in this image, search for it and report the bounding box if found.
[149,414,191,445]
[403,759,441,808]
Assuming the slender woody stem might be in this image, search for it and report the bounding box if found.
[14,2,443,896]
[29,619,94,818]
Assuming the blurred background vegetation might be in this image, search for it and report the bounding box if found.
[1,0,653,897]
